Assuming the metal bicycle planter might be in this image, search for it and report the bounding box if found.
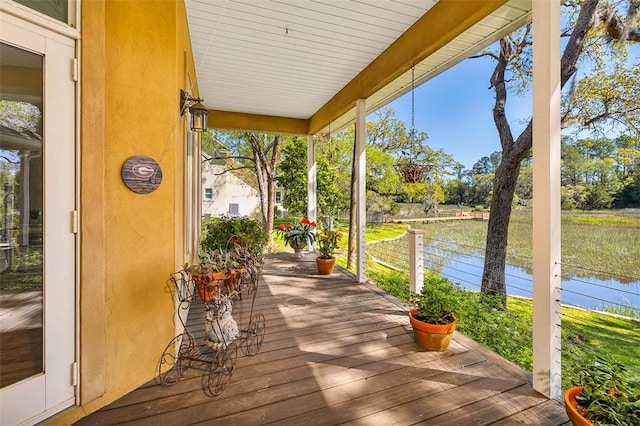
[156,269,265,396]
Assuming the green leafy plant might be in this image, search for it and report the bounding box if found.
[276,217,316,248]
[187,216,267,297]
[572,355,640,426]
[201,215,267,259]
[409,275,460,325]
[316,227,342,259]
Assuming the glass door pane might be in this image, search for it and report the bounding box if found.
[13,0,69,24]
[0,41,44,388]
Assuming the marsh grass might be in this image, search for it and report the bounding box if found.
[410,209,640,280]
[360,223,408,242]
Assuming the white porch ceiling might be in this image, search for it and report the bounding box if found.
[186,0,532,135]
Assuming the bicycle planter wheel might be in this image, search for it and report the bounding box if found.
[203,342,238,396]
[156,332,195,386]
[242,312,266,356]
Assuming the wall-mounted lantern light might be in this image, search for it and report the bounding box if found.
[180,89,208,132]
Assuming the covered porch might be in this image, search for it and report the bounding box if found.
[75,254,569,425]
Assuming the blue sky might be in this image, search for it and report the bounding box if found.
[377,43,639,171]
[375,55,531,171]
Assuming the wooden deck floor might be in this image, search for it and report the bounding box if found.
[76,253,569,425]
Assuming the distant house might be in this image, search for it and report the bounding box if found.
[274,188,286,216]
[202,157,260,217]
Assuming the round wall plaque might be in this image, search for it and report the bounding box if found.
[121,155,162,194]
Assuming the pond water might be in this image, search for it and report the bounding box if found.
[425,252,640,312]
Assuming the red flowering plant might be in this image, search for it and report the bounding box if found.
[277,218,316,249]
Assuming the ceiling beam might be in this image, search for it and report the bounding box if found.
[208,109,309,135]
[307,0,509,135]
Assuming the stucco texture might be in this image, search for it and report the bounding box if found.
[65,0,198,421]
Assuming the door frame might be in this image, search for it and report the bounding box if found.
[0,10,78,425]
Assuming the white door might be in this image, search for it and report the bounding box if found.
[0,14,76,426]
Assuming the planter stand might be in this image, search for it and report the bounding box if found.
[157,269,265,396]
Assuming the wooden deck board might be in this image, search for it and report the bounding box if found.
[75,252,568,426]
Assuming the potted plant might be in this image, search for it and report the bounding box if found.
[564,355,639,426]
[276,218,316,253]
[315,227,342,275]
[408,276,459,351]
[201,215,267,290]
[184,248,232,302]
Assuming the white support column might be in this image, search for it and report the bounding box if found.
[355,99,367,283]
[307,134,317,225]
[408,229,424,294]
[532,0,562,399]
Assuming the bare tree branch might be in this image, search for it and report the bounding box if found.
[470,51,499,61]
[491,38,515,151]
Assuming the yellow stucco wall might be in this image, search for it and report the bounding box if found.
[49,1,197,423]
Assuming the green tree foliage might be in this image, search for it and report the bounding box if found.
[443,178,468,205]
[366,145,400,197]
[316,153,346,220]
[0,100,41,133]
[367,107,457,213]
[275,137,307,215]
[467,172,494,207]
[275,136,348,221]
[559,135,638,209]
[470,152,502,175]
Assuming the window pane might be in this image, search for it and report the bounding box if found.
[0,42,44,388]
[14,0,69,24]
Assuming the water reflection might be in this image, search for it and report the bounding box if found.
[427,252,640,312]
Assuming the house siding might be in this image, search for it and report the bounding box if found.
[202,164,261,218]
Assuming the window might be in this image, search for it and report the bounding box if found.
[275,190,282,204]
[14,0,71,25]
[204,188,213,200]
[229,203,239,215]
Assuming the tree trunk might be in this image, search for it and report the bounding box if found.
[481,143,527,301]
[265,135,280,249]
[480,0,601,304]
[247,132,280,250]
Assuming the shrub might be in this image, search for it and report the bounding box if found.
[201,216,267,258]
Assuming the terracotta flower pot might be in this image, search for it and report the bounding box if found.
[316,257,336,275]
[408,308,456,351]
[195,272,226,302]
[564,386,593,426]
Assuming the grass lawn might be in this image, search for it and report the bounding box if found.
[508,297,640,389]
